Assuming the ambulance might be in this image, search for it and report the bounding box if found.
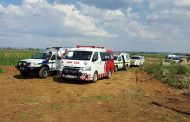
[60,46,114,82]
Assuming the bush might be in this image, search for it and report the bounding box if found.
[143,64,164,80]
[163,77,190,89]
[167,65,189,75]
[143,64,190,89]
[187,56,190,62]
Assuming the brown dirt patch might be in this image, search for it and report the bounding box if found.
[0,66,190,122]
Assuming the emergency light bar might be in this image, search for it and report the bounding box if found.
[46,47,64,50]
[76,45,104,49]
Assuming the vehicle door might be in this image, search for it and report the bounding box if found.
[91,52,104,76]
[126,54,130,66]
[49,54,56,71]
[55,55,62,70]
[121,55,126,68]
[118,56,122,69]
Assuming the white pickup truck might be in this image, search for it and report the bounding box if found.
[16,47,68,78]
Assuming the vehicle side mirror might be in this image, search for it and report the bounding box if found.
[118,57,121,61]
[50,55,56,60]
[92,57,98,62]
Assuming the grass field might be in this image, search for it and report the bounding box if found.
[0,48,189,89]
[0,49,39,66]
[143,55,190,89]
[0,67,4,74]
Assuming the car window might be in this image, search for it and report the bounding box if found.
[118,56,122,61]
[130,56,140,59]
[64,51,92,60]
[50,55,56,60]
[92,52,98,61]
[100,52,112,61]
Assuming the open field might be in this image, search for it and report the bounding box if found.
[143,64,190,89]
[0,50,190,121]
[0,49,39,66]
[0,66,190,122]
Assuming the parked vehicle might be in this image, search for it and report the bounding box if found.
[60,46,114,83]
[16,47,68,78]
[113,53,130,72]
[165,54,182,63]
[130,55,145,67]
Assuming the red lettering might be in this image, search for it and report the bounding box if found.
[74,61,79,64]
[67,61,72,63]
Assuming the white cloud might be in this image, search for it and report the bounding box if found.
[0,0,114,38]
[0,0,190,53]
[175,0,190,7]
[79,4,160,40]
[55,0,143,9]
[53,4,114,37]
[23,0,47,4]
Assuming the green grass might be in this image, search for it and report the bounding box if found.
[143,63,190,89]
[129,53,165,59]
[0,49,39,66]
[0,67,4,74]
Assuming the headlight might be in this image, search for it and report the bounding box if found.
[23,62,27,65]
[18,62,22,65]
[82,66,91,71]
[135,60,140,63]
[30,62,37,66]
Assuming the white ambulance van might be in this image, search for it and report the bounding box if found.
[60,46,114,83]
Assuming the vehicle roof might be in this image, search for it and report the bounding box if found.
[131,55,143,57]
[42,51,57,54]
[69,47,107,52]
[113,53,129,56]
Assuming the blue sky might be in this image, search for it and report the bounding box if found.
[0,0,190,53]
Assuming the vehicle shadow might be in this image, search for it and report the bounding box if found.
[130,65,141,68]
[53,76,92,85]
[13,72,58,79]
[13,74,39,79]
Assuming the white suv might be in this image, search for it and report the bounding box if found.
[130,55,145,67]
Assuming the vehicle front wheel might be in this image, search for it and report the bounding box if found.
[114,66,118,72]
[92,72,98,83]
[124,65,128,71]
[107,70,112,79]
[39,67,49,79]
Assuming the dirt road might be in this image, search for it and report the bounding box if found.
[0,66,190,122]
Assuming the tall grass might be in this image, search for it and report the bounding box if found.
[0,67,4,74]
[0,49,39,66]
[143,64,190,89]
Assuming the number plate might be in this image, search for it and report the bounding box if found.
[66,75,77,79]
[20,67,25,70]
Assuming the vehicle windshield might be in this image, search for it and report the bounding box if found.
[130,56,140,60]
[114,56,118,60]
[32,53,51,59]
[169,57,180,60]
[63,51,92,60]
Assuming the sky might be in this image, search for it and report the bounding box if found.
[0,0,190,53]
